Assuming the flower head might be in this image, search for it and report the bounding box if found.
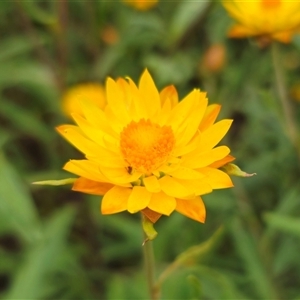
[222,0,300,43]
[57,70,234,224]
[122,0,158,11]
[62,83,106,117]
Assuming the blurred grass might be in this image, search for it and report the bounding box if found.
[1,1,300,299]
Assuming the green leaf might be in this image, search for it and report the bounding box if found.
[264,213,300,238]
[229,217,277,299]
[5,206,76,299]
[168,1,211,46]
[0,152,41,242]
[32,178,76,186]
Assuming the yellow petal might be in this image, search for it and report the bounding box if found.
[79,98,113,134]
[139,69,160,118]
[175,99,208,148]
[159,176,195,199]
[176,197,206,223]
[72,177,114,195]
[200,167,234,189]
[167,167,204,180]
[106,77,131,124]
[143,175,161,193]
[148,192,176,215]
[160,85,178,108]
[167,89,201,133]
[100,166,142,185]
[63,160,109,182]
[175,178,212,196]
[56,125,101,155]
[199,119,233,151]
[71,113,118,151]
[199,104,221,131]
[87,154,126,169]
[127,186,151,213]
[209,154,235,168]
[142,207,162,223]
[127,77,148,120]
[101,186,130,214]
[183,146,230,169]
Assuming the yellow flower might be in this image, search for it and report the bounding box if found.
[57,70,234,223]
[222,0,300,43]
[122,0,158,11]
[62,83,106,117]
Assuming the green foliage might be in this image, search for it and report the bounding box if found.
[1,1,300,299]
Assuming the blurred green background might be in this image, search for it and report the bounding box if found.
[1,1,300,299]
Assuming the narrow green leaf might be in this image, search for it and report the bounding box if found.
[32,178,76,186]
[229,217,277,299]
[0,152,41,242]
[5,206,76,299]
[168,1,211,46]
[264,213,300,238]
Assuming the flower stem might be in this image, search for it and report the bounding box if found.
[271,42,300,157]
[143,234,160,300]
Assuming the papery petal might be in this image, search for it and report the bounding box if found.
[199,104,221,131]
[200,167,234,189]
[139,69,160,118]
[160,85,178,108]
[143,175,161,193]
[167,89,200,133]
[148,192,176,215]
[183,146,230,169]
[72,177,114,195]
[167,167,204,180]
[209,154,235,168]
[142,207,162,223]
[106,77,131,124]
[159,176,195,199]
[199,119,233,151]
[63,160,109,182]
[56,125,101,155]
[127,186,151,213]
[101,186,130,214]
[176,197,206,223]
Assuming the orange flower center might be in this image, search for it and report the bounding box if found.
[120,119,175,174]
[261,0,281,9]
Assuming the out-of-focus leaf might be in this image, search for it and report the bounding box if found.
[144,52,195,86]
[168,1,211,46]
[0,98,53,141]
[0,152,41,242]
[264,213,300,238]
[0,35,48,62]
[20,1,57,26]
[229,217,277,299]
[0,61,56,89]
[5,206,76,299]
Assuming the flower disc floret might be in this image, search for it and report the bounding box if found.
[120,119,175,174]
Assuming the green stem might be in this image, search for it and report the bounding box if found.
[142,223,160,300]
[271,42,300,157]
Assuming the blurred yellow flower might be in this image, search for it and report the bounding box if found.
[62,83,106,117]
[222,0,300,43]
[57,70,234,223]
[122,0,158,11]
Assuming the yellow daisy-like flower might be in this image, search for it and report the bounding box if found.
[62,83,106,117]
[222,0,300,43]
[57,70,234,224]
[122,0,158,11]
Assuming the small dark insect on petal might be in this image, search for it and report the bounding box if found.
[126,166,133,174]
